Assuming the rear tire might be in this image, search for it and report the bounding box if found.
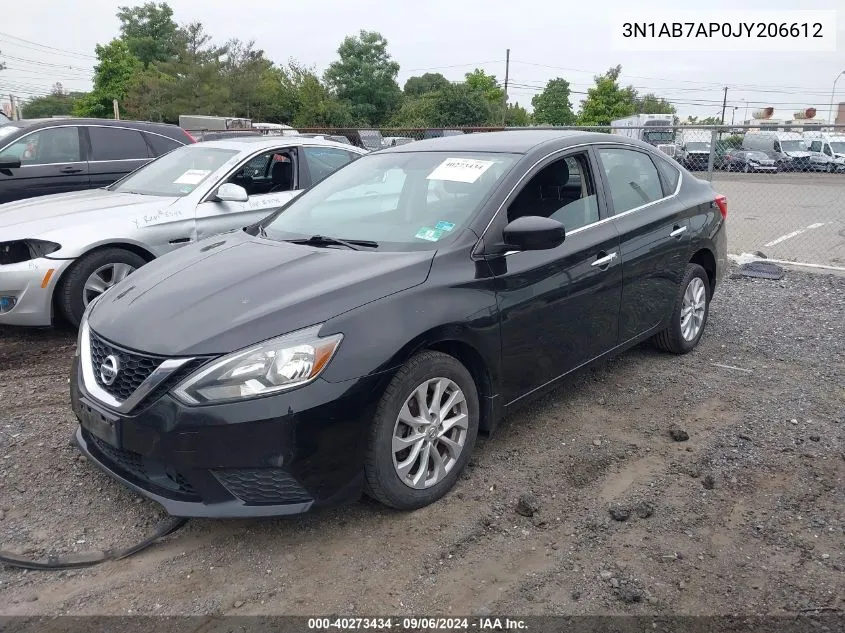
[58,248,146,328]
[364,351,479,510]
[653,263,711,355]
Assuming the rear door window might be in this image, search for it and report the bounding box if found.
[88,127,152,161]
[597,148,665,215]
[303,146,356,185]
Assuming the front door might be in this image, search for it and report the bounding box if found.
[194,148,302,241]
[594,146,691,343]
[0,126,89,203]
[490,149,622,404]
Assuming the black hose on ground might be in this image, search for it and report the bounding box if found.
[0,516,188,570]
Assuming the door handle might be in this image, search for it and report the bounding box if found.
[169,237,192,244]
[670,225,687,238]
[59,166,83,174]
[591,252,618,267]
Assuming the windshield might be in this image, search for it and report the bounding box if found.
[746,151,769,160]
[686,142,711,151]
[0,124,18,142]
[109,145,238,197]
[644,131,674,142]
[779,140,805,152]
[261,151,519,251]
[830,142,845,154]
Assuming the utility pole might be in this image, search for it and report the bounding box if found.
[8,94,15,120]
[501,48,510,127]
[720,86,728,126]
[113,99,120,120]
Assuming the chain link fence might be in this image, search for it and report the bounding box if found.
[198,123,844,268]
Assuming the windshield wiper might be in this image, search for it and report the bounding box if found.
[284,235,378,251]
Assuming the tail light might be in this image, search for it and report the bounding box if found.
[714,194,727,220]
[184,131,197,143]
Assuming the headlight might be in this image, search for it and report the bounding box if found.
[172,325,343,405]
[75,295,103,357]
[0,239,61,265]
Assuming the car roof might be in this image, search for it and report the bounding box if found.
[10,118,184,131]
[195,135,364,152]
[379,129,636,154]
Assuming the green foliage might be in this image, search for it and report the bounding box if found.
[686,115,723,125]
[531,78,575,126]
[323,30,401,125]
[505,102,531,127]
[21,84,82,118]
[284,62,354,128]
[403,73,449,97]
[74,39,141,118]
[464,69,504,105]
[577,65,638,126]
[636,93,676,115]
[389,96,437,127]
[722,134,744,148]
[116,2,180,67]
[429,83,492,127]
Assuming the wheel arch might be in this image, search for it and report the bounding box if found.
[690,247,717,294]
[50,242,157,323]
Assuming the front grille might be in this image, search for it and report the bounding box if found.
[213,468,312,504]
[89,331,167,401]
[87,433,197,497]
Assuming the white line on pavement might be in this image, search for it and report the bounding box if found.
[763,222,829,248]
[729,252,845,272]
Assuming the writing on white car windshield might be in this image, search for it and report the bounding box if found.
[260,151,518,252]
[109,146,238,197]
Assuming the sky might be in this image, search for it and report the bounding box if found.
[1,0,843,123]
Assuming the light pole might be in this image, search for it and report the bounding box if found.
[731,106,738,126]
[830,70,845,126]
[742,99,748,123]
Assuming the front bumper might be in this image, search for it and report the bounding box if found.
[0,257,72,326]
[70,351,383,518]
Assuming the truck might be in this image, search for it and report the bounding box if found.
[741,130,814,172]
[802,131,845,172]
[674,129,712,171]
[178,115,253,140]
[610,114,676,157]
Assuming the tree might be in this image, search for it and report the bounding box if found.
[531,78,576,126]
[505,102,531,127]
[403,72,449,97]
[21,84,84,119]
[324,30,401,125]
[284,61,354,128]
[636,93,676,115]
[74,39,141,118]
[685,115,722,125]
[430,83,491,127]
[577,65,637,126]
[389,96,436,127]
[116,2,180,67]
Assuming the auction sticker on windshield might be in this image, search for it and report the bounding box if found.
[414,227,445,242]
[173,169,211,185]
[427,158,494,183]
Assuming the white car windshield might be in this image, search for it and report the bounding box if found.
[829,142,845,153]
[261,151,519,251]
[109,146,239,197]
[779,140,805,152]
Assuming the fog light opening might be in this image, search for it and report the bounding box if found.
[0,296,18,313]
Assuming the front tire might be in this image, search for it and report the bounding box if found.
[652,263,711,354]
[58,248,146,328]
[364,351,479,510]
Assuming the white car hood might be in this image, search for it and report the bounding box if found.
[0,189,180,242]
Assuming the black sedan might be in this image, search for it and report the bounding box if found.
[70,130,728,517]
[719,149,778,173]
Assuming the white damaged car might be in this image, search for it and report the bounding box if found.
[0,136,366,327]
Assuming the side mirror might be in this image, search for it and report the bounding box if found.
[502,216,565,252]
[215,183,248,203]
[0,157,22,169]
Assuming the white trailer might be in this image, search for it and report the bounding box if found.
[611,114,676,156]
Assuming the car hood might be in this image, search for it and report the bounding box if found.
[88,230,435,356]
[784,151,811,158]
[0,189,179,241]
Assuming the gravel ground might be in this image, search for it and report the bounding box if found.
[0,265,842,616]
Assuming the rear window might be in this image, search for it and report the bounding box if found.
[145,132,183,156]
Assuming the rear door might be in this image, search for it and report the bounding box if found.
[194,146,303,241]
[0,126,89,202]
[299,145,360,187]
[595,145,690,344]
[84,126,154,187]
[143,131,185,157]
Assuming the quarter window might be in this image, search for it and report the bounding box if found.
[597,148,665,215]
[0,127,81,164]
[144,133,182,156]
[88,127,151,161]
[507,152,599,232]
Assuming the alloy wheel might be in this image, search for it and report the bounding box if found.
[82,262,136,307]
[392,377,468,490]
[680,277,706,341]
